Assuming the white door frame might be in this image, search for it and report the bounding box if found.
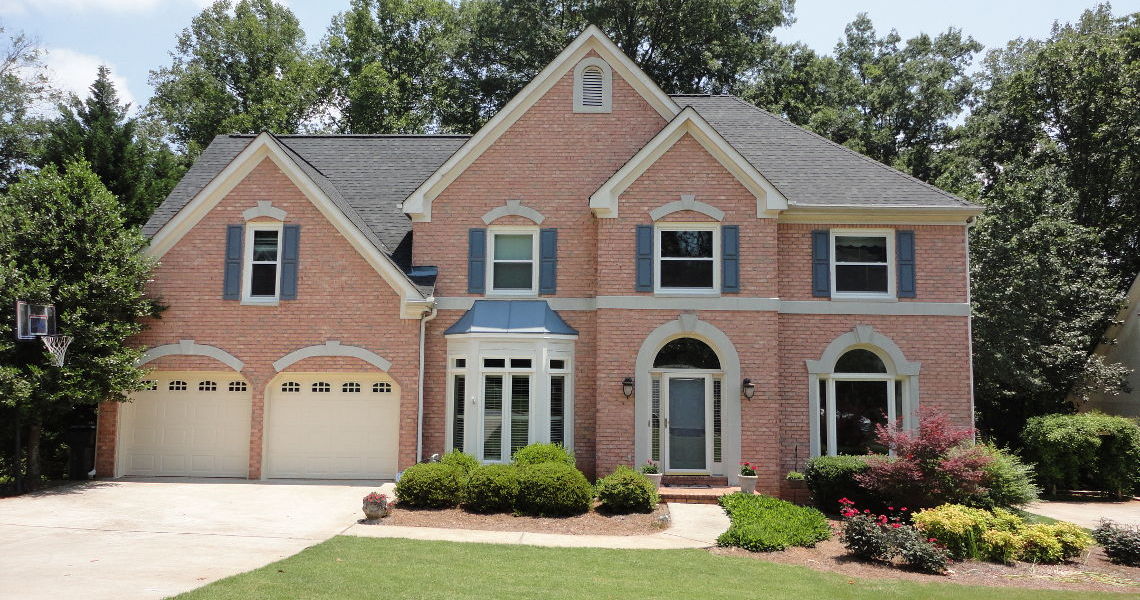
[661,372,714,474]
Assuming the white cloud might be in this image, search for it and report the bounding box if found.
[43,48,137,110]
[0,0,212,14]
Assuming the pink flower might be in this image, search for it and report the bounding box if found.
[891,523,901,529]
[888,506,894,511]
[901,507,907,511]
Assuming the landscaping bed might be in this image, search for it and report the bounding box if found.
[381,501,670,536]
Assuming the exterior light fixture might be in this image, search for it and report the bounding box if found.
[622,377,635,398]
[742,378,756,400]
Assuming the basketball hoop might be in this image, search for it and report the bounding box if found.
[42,335,73,367]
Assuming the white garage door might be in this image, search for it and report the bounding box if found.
[121,372,252,477]
[265,373,400,479]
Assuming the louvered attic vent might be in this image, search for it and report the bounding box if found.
[580,66,604,107]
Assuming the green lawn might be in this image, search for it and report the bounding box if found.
[174,536,1113,600]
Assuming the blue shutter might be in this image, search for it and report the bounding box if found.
[635,225,653,292]
[280,224,300,300]
[811,230,830,297]
[721,225,740,293]
[223,225,243,300]
[539,228,557,295]
[467,228,487,294]
[897,230,916,298]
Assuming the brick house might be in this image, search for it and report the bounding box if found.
[95,27,981,497]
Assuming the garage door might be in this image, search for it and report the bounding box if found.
[121,372,252,477]
[265,373,400,479]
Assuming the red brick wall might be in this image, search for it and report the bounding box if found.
[95,157,422,478]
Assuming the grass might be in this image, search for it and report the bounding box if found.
[1012,509,1063,526]
[173,536,1122,600]
[717,492,831,551]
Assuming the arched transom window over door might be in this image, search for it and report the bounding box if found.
[650,337,724,473]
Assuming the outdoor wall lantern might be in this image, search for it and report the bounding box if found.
[742,378,756,400]
[622,377,635,398]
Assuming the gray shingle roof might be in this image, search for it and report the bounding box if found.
[673,94,977,209]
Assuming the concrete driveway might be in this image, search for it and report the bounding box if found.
[0,478,390,600]
[1026,498,1140,529]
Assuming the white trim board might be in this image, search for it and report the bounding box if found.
[432,296,971,316]
[590,106,789,219]
[402,26,678,222]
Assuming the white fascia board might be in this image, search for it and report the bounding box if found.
[402,25,679,222]
[779,204,984,225]
[589,107,789,219]
[146,133,429,317]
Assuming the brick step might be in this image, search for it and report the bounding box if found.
[658,486,739,504]
[661,474,729,487]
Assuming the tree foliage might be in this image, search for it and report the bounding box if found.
[148,0,327,152]
[40,66,186,227]
[0,22,53,187]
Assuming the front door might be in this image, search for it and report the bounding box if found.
[664,375,709,473]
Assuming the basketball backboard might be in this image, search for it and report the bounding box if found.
[15,301,56,340]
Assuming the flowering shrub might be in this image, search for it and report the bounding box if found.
[740,461,757,476]
[638,460,660,475]
[856,411,993,509]
[1092,520,1140,566]
[363,491,390,505]
[837,498,949,574]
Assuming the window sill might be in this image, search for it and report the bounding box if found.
[653,290,720,298]
[241,298,280,306]
[485,291,539,298]
[828,294,897,303]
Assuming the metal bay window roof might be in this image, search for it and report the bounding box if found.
[444,300,578,336]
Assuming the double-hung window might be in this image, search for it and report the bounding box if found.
[489,229,538,295]
[655,224,719,293]
[831,231,893,298]
[244,224,282,302]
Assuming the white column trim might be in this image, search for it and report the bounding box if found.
[481,199,546,225]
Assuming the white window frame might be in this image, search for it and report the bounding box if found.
[242,222,283,304]
[820,374,906,457]
[478,355,535,463]
[654,222,720,295]
[486,227,540,296]
[829,229,895,300]
[572,57,612,113]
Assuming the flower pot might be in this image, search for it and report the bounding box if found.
[739,475,758,494]
[645,472,663,490]
[362,500,390,520]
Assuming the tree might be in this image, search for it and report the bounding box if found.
[0,22,53,187]
[321,0,455,134]
[0,161,159,485]
[40,66,186,227]
[148,0,327,153]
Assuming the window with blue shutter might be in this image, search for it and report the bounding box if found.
[280,224,300,300]
[539,228,557,295]
[896,230,916,298]
[811,230,830,297]
[467,228,487,294]
[223,225,243,300]
[635,225,653,292]
[721,225,740,293]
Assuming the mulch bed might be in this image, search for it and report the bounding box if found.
[711,520,1140,594]
[376,502,670,536]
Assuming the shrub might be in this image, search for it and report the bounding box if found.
[515,463,593,516]
[1021,412,1140,497]
[1048,522,1094,560]
[857,411,993,510]
[982,529,1023,564]
[512,443,576,468]
[839,511,895,561]
[1017,524,1066,563]
[837,500,949,574]
[1092,520,1140,566]
[912,504,1011,560]
[440,449,480,475]
[973,444,1040,509]
[716,493,831,552]
[803,455,873,511]
[460,464,519,514]
[894,526,951,574]
[395,463,464,509]
[596,466,658,514]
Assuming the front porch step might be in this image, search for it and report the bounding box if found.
[658,486,739,504]
[661,475,728,487]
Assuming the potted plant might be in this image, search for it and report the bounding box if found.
[639,460,663,489]
[362,491,392,520]
[739,462,758,494]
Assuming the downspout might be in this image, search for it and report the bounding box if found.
[417,304,438,463]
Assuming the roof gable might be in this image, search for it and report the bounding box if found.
[401,25,679,222]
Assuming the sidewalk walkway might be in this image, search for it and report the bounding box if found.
[344,501,730,549]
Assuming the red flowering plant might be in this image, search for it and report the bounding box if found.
[740,462,757,476]
[856,410,992,510]
[837,497,949,574]
[363,491,391,506]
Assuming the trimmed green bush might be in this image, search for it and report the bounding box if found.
[981,529,1023,564]
[1093,520,1140,566]
[1021,412,1140,497]
[460,464,520,514]
[512,443,576,468]
[515,463,593,516]
[803,455,874,512]
[440,449,480,475]
[913,504,1091,564]
[596,466,658,514]
[716,493,831,552]
[395,463,464,509]
[973,444,1040,509]
[1017,524,1066,563]
[912,504,1002,560]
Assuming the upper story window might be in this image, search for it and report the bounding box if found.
[655,224,719,293]
[573,57,612,113]
[244,224,282,302]
[489,229,538,295]
[831,231,894,298]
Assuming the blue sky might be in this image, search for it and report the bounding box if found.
[1,0,1137,111]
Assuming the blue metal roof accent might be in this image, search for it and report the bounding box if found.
[444,300,578,336]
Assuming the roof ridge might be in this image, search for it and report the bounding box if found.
[225,133,472,139]
[721,96,974,208]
